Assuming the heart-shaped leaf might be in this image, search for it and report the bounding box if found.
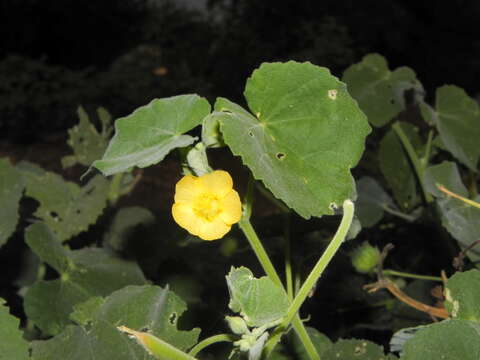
[93,95,211,176]
[342,53,423,127]
[214,61,370,218]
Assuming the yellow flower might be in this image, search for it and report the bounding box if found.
[172,170,242,241]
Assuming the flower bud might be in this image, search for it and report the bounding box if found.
[226,316,249,335]
[351,242,381,274]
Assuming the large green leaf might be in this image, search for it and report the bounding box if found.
[424,162,480,261]
[321,339,397,360]
[62,106,113,168]
[379,123,422,210]
[93,95,211,176]
[31,285,200,360]
[0,299,29,360]
[226,267,289,328]
[445,270,480,321]
[342,53,423,127]
[435,85,480,171]
[214,61,370,218]
[402,319,480,360]
[0,158,24,247]
[24,223,146,335]
[18,161,109,242]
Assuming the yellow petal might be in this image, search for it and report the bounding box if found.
[200,170,233,198]
[195,217,231,241]
[172,203,231,241]
[172,203,202,234]
[174,175,203,203]
[219,190,242,224]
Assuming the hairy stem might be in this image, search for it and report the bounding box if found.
[239,177,320,360]
[189,334,236,357]
[284,213,294,301]
[279,200,354,330]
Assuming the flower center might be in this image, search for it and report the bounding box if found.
[193,194,221,221]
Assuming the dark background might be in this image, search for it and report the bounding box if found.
[1,0,477,349]
[1,0,479,143]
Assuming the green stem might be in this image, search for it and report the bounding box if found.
[278,200,354,330]
[239,219,319,359]
[239,177,319,360]
[383,269,442,282]
[189,334,236,357]
[392,122,433,203]
[423,130,434,166]
[238,220,283,286]
[284,213,294,302]
[294,271,301,296]
[107,173,123,205]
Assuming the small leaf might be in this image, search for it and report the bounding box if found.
[424,161,468,197]
[185,142,213,176]
[445,270,480,321]
[342,53,423,127]
[18,161,109,242]
[0,298,29,360]
[379,123,422,210]
[424,162,480,261]
[93,95,211,176]
[321,339,397,360]
[0,158,24,248]
[202,112,225,148]
[31,285,200,359]
[226,267,289,327]
[435,85,480,171]
[215,61,370,218]
[104,206,155,251]
[62,106,113,168]
[356,176,395,227]
[24,223,146,335]
[402,319,480,360]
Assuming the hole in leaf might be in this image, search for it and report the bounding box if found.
[354,344,366,355]
[248,131,254,137]
[169,313,177,325]
[276,153,286,160]
[390,99,395,104]
[50,211,62,222]
[327,89,337,100]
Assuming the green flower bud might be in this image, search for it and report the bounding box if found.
[351,242,381,274]
[226,316,249,335]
